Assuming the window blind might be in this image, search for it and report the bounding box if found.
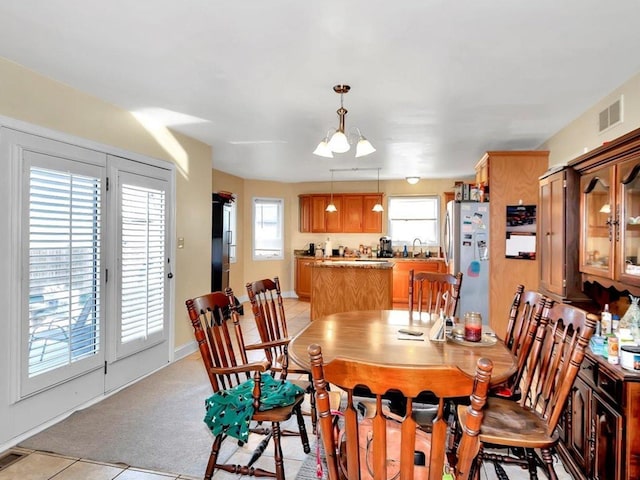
[28,167,101,377]
[120,183,166,345]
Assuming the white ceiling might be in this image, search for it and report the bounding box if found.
[1,1,640,183]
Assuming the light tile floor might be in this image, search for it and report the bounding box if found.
[0,298,574,480]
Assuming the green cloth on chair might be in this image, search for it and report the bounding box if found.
[203,374,304,442]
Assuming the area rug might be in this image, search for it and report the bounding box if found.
[20,353,214,478]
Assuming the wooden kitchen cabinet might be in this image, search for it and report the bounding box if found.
[299,195,311,233]
[392,260,445,307]
[325,196,343,232]
[310,195,342,232]
[538,167,588,302]
[311,196,329,232]
[481,150,548,333]
[342,195,364,232]
[300,193,382,233]
[475,154,489,186]
[295,257,315,300]
[362,195,383,232]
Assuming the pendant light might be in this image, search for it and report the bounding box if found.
[372,168,384,212]
[314,85,375,158]
[326,170,337,212]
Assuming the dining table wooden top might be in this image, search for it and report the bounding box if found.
[288,309,517,385]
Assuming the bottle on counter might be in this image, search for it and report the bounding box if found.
[324,237,332,258]
[403,245,408,257]
[601,304,612,335]
[608,335,619,365]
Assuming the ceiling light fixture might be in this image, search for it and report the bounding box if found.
[326,170,337,212]
[313,85,375,158]
[372,168,384,212]
[406,176,420,185]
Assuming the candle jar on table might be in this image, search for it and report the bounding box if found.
[464,312,483,342]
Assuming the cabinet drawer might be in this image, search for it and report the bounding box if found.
[579,355,598,389]
[596,367,621,404]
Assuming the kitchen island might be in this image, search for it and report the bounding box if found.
[309,260,394,320]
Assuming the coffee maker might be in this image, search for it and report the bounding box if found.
[378,236,393,258]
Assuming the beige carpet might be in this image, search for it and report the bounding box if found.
[20,353,216,478]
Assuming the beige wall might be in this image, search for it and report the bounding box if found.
[542,71,640,166]
[212,171,471,295]
[0,57,212,351]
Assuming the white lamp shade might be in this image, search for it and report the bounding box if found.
[355,137,376,157]
[372,203,384,212]
[326,203,337,212]
[406,176,420,185]
[328,130,350,153]
[313,139,334,158]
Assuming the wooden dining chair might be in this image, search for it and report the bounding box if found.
[459,299,597,479]
[246,276,317,431]
[186,288,310,480]
[492,286,548,399]
[309,343,493,480]
[409,270,463,320]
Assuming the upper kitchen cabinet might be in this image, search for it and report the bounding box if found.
[538,167,587,302]
[570,127,640,291]
[308,195,343,233]
[475,154,490,186]
[299,194,382,233]
[342,195,364,232]
[362,195,383,232]
[299,195,311,233]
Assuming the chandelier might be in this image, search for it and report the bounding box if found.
[313,85,376,158]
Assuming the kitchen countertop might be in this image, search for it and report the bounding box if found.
[310,260,394,269]
[295,253,443,262]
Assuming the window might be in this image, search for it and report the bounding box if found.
[253,197,284,260]
[388,196,440,248]
[117,182,166,353]
[27,166,101,379]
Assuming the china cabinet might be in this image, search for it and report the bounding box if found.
[557,351,636,480]
[570,129,640,291]
[538,166,587,302]
[562,127,640,480]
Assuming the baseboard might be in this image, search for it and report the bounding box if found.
[174,341,198,360]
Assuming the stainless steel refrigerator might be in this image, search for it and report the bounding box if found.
[443,201,490,322]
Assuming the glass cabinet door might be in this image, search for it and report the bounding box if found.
[618,158,640,285]
[581,167,614,279]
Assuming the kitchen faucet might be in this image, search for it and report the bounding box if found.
[412,237,422,257]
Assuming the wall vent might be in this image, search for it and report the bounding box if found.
[0,451,25,470]
[599,95,623,133]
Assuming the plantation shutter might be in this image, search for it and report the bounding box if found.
[28,166,101,377]
[115,172,168,360]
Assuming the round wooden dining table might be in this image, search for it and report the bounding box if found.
[288,309,517,384]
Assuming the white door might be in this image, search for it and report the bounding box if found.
[1,127,174,442]
[104,155,172,392]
